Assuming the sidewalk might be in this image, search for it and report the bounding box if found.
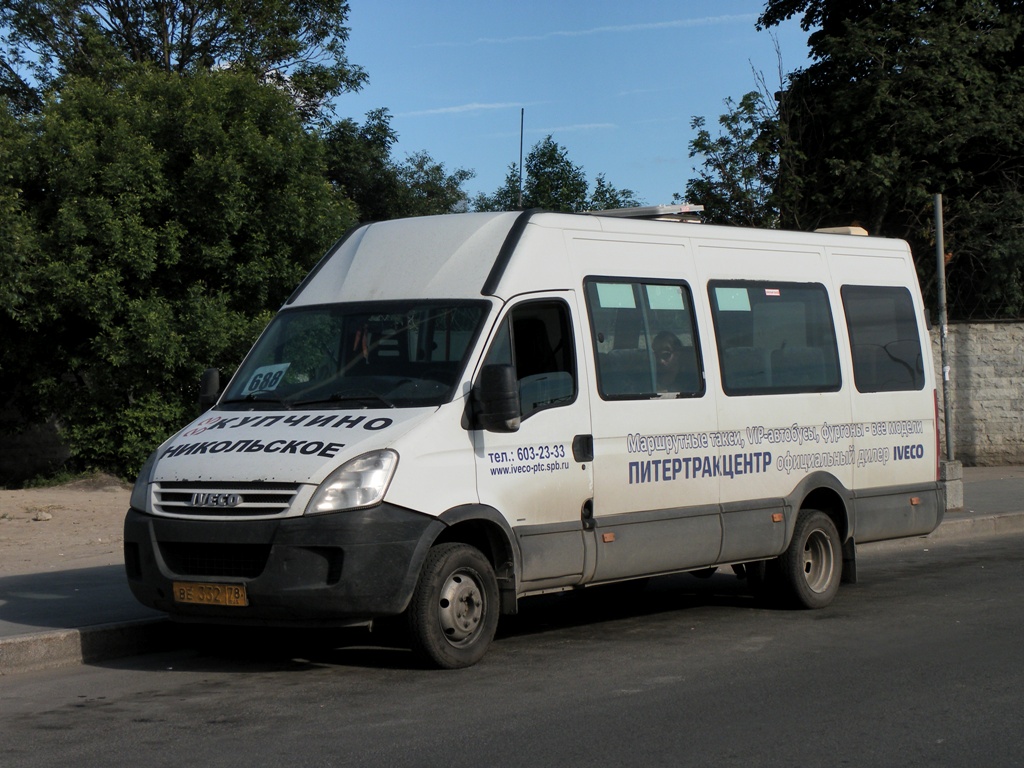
[3,466,1024,674]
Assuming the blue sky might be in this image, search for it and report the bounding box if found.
[335,1,812,207]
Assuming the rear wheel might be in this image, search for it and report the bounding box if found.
[407,543,499,669]
[779,509,841,609]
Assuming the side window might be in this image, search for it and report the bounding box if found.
[585,279,704,399]
[483,300,577,419]
[842,285,925,392]
[709,280,841,396]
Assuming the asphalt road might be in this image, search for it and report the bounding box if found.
[3,529,1022,768]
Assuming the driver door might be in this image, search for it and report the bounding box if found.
[473,294,594,589]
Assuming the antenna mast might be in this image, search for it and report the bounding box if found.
[518,108,524,209]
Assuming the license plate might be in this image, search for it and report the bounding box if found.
[172,581,248,607]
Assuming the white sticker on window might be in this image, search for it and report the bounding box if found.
[715,287,751,312]
[244,363,290,393]
[596,283,636,309]
[647,284,686,310]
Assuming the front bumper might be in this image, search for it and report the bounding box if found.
[123,503,444,624]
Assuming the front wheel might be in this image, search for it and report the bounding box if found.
[407,543,499,669]
[778,510,842,609]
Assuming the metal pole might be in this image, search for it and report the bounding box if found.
[935,193,954,461]
[518,108,524,209]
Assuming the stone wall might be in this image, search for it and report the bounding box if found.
[932,322,1024,466]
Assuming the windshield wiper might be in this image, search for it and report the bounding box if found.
[293,390,395,409]
[219,392,293,409]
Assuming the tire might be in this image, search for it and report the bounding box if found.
[689,567,718,579]
[406,543,499,669]
[778,509,842,609]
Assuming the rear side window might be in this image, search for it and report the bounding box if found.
[585,279,704,399]
[709,281,841,396]
[842,285,926,392]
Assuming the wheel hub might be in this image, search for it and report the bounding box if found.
[438,570,484,645]
[802,528,836,594]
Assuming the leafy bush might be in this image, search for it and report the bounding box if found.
[1,67,357,478]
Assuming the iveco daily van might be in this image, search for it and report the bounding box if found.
[124,206,943,668]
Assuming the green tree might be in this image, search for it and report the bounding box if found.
[0,100,40,445]
[323,109,406,221]
[589,173,642,211]
[397,150,474,217]
[1,67,355,477]
[324,109,473,221]
[682,91,779,227]
[0,99,36,315]
[473,136,641,212]
[523,136,589,212]
[759,0,1024,318]
[0,0,367,118]
[471,163,522,212]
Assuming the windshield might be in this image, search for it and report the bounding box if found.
[220,301,489,409]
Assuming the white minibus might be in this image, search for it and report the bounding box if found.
[125,207,943,668]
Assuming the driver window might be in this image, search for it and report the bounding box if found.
[483,300,577,419]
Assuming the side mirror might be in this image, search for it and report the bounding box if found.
[473,364,521,432]
[198,368,221,412]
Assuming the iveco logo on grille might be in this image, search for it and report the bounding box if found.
[190,493,242,508]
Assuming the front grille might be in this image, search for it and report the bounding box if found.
[159,542,271,578]
[154,481,300,518]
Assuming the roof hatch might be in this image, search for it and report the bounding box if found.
[587,203,705,223]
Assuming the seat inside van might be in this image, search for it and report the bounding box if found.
[722,346,771,389]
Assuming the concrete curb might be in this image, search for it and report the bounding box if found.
[0,618,172,676]
[924,511,1024,540]
[3,510,1023,676]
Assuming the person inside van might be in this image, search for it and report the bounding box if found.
[653,331,690,393]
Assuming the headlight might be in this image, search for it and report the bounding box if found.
[305,450,398,515]
[130,449,160,512]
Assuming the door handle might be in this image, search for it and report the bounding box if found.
[581,498,595,530]
[572,434,594,462]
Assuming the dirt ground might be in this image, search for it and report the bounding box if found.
[0,475,130,575]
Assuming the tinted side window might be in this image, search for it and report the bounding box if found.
[709,281,841,396]
[585,279,704,400]
[842,285,925,392]
[483,300,577,419]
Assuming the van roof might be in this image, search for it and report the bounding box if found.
[287,212,521,307]
[286,210,909,307]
